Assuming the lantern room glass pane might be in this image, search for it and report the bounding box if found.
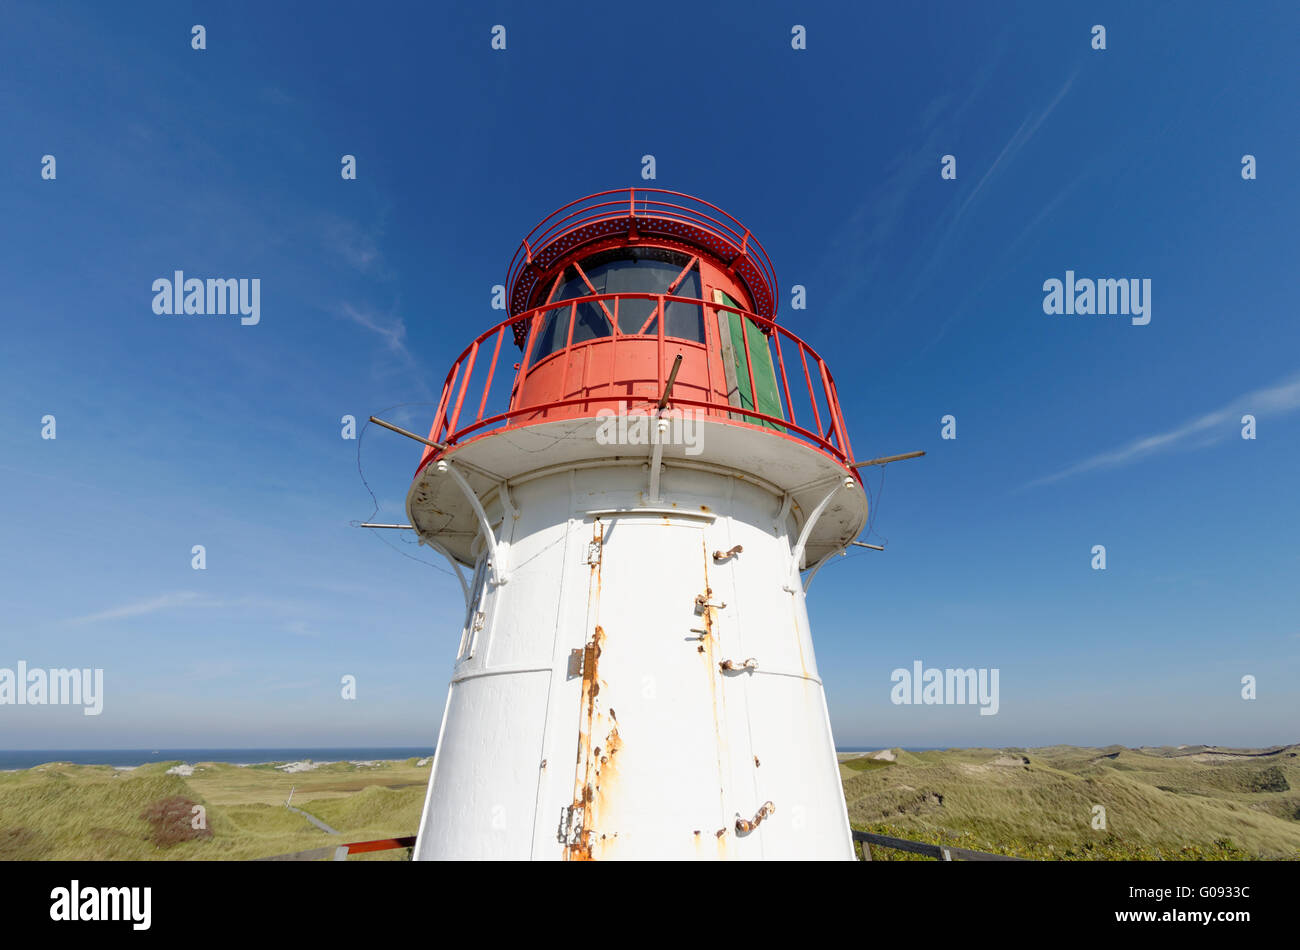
[528,306,571,365]
[531,250,705,359]
[663,269,703,341]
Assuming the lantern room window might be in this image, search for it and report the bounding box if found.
[529,248,704,364]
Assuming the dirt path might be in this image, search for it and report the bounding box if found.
[287,805,340,835]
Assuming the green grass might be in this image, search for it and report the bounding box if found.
[841,757,895,773]
[0,759,430,860]
[844,745,1300,860]
[3,745,1297,860]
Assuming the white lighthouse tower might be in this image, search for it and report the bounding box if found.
[397,190,885,860]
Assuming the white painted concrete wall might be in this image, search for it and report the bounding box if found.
[413,462,854,860]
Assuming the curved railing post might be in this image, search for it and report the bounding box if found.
[772,329,796,427]
[475,326,505,426]
[656,294,665,400]
[797,342,823,436]
[559,300,577,402]
[815,355,843,447]
[828,376,853,465]
[511,311,541,411]
[446,338,478,440]
[432,361,460,444]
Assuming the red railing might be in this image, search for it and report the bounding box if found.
[506,189,779,321]
[418,291,855,476]
[255,835,417,862]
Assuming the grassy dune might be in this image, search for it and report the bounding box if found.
[0,759,430,861]
[842,745,1300,859]
[2,745,1297,859]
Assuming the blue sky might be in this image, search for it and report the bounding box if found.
[2,1,1296,750]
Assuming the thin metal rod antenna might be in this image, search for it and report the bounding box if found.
[657,354,684,411]
[849,541,884,551]
[359,523,414,530]
[369,416,447,451]
[369,415,506,492]
[849,450,925,469]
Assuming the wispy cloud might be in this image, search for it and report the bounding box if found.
[260,86,295,107]
[922,165,1092,352]
[321,216,386,275]
[845,66,1078,357]
[284,620,320,638]
[951,71,1076,229]
[67,592,322,626]
[1021,372,1300,489]
[338,299,437,407]
[338,302,410,355]
[821,35,1009,314]
[900,70,1078,325]
[67,591,226,625]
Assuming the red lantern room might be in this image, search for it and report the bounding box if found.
[409,189,872,573]
[504,188,783,431]
[424,190,852,459]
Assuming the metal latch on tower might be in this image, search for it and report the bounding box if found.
[736,801,775,834]
[585,540,602,566]
[694,589,726,612]
[558,804,585,846]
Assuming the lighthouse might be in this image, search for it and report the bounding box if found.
[399,190,879,860]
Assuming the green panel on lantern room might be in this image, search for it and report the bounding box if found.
[714,290,785,432]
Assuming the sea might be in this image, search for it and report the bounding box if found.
[0,747,434,770]
[2,745,937,770]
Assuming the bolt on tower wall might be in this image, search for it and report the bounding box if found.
[406,190,867,859]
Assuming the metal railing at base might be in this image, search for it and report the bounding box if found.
[255,835,416,862]
[256,831,1024,861]
[852,830,1026,861]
